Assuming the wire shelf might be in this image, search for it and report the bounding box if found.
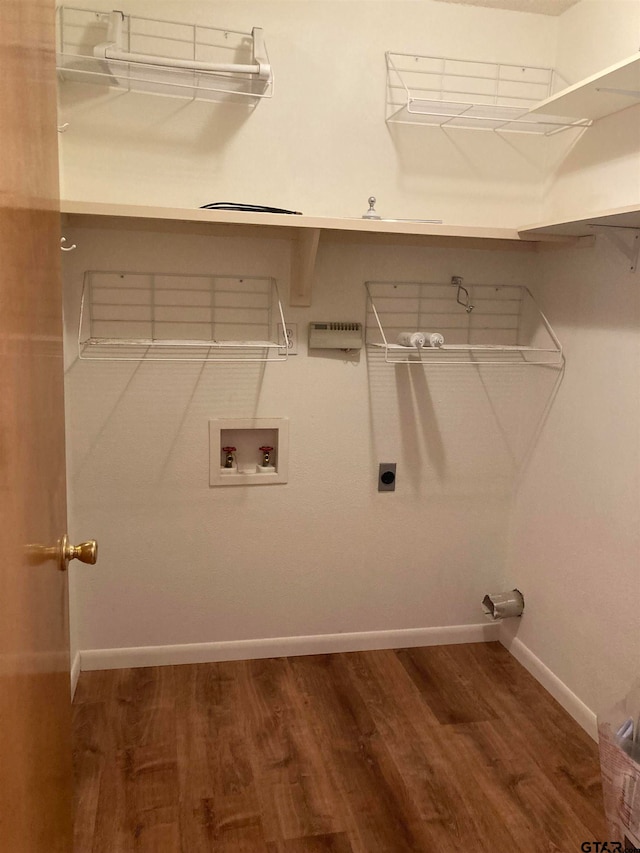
[365,279,563,365]
[78,271,288,362]
[56,6,273,105]
[386,52,591,135]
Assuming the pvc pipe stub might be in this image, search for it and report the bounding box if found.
[482,589,524,621]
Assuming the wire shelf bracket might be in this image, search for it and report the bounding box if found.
[78,271,288,362]
[56,7,273,105]
[365,278,563,366]
[386,52,592,136]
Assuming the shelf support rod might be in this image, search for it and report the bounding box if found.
[95,13,271,80]
[591,226,640,273]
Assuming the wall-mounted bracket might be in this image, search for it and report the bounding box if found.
[290,228,320,307]
[592,225,640,273]
[57,7,273,104]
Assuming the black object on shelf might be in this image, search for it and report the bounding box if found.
[200,202,302,215]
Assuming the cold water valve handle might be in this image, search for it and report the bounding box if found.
[259,446,274,467]
[222,446,236,468]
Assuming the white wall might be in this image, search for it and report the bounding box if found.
[555,0,640,82]
[61,0,640,730]
[502,235,640,720]
[63,228,552,657]
[540,0,640,225]
[59,0,560,226]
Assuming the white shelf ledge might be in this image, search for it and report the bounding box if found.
[519,204,640,238]
[529,53,640,121]
[365,279,563,366]
[56,7,273,105]
[60,199,530,242]
[60,200,578,308]
[386,52,590,135]
[78,270,288,362]
[519,205,640,272]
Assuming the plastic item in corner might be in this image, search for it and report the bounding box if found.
[598,680,640,846]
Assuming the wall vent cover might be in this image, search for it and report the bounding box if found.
[308,322,363,350]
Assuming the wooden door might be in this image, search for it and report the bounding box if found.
[0,1,73,850]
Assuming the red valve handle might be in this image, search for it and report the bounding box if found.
[222,446,236,452]
[259,446,273,452]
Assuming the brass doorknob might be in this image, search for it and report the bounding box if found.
[25,534,98,571]
[61,534,98,566]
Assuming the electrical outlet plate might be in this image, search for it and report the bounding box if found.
[378,462,396,492]
[278,322,298,355]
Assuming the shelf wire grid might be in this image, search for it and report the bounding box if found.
[56,6,273,104]
[365,280,563,365]
[78,271,287,362]
[386,52,591,135]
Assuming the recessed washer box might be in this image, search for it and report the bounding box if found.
[209,418,289,486]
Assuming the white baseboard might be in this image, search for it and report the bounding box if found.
[500,632,598,741]
[70,651,81,701]
[80,622,500,672]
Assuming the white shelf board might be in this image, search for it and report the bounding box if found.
[60,199,533,243]
[365,280,563,366]
[60,200,578,309]
[529,53,640,121]
[519,204,640,238]
[385,52,585,136]
[387,102,588,134]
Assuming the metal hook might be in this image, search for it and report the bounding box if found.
[57,123,69,133]
[60,236,77,252]
[451,275,474,313]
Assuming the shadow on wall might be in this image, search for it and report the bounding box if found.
[546,104,640,182]
[387,122,554,183]
[64,358,268,489]
[59,82,253,157]
[366,348,564,498]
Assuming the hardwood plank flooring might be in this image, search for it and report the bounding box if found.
[73,642,606,852]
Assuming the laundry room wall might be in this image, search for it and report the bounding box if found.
[58,0,561,226]
[539,0,640,225]
[59,0,640,734]
[63,226,553,663]
[502,235,640,730]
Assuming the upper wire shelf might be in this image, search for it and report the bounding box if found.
[365,279,563,365]
[56,7,273,105]
[386,52,592,135]
[78,271,288,362]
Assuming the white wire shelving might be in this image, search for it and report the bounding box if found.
[78,271,288,362]
[56,7,273,105]
[365,279,563,365]
[386,52,591,135]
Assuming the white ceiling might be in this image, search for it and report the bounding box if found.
[432,0,581,15]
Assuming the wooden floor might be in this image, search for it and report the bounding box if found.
[73,642,606,852]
